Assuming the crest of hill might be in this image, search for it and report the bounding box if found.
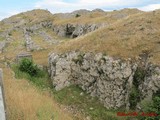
[0,8,142,32]
[54,9,160,64]
[0,8,142,28]
[53,8,143,25]
[92,8,105,12]
[54,9,91,19]
[0,9,53,29]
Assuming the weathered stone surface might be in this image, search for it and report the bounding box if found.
[53,23,105,38]
[23,28,42,51]
[0,41,6,53]
[39,31,59,44]
[139,65,160,100]
[48,52,160,109]
[16,52,32,63]
[53,25,67,37]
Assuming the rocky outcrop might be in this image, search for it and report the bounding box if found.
[24,20,52,33]
[0,41,6,53]
[53,23,105,38]
[23,29,42,51]
[139,65,160,100]
[24,34,41,51]
[48,52,160,109]
[3,16,104,39]
[22,20,102,39]
[38,31,59,44]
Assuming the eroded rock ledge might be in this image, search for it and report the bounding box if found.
[48,52,160,109]
[53,23,105,38]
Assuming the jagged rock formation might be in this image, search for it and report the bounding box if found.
[22,20,105,39]
[53,23,105,38]
[48,52,160,109]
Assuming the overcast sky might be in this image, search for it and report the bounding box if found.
[0,0,160,20]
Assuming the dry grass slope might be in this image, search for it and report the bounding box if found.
[54,10,160,64]
[1,9,53,27]
[53,8,142,25]
[3,67,75,120]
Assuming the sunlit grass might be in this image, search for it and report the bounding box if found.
[3,67,74,120]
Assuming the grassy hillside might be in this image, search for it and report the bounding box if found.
[3,66,76,120]
[1,8,159,64]
[53,8,142,25]
[0,8,160,120]
[1,9,53,27]
[54,10,160,64]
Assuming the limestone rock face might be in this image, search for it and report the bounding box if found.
[53,25,67,37]
[48,52,160,109]
[139,65,160,100]
[38,31,59,44]
[53,23,105,38]
[25,20,52,32]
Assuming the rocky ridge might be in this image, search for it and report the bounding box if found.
[53,23,105,38]
[48,52,160,109]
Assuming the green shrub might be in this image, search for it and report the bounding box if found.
[129,85,140,109]
[146,91,160,120]
[140,89,160,120]
[75,14,81,17]
[19,58,39,77]
[8,32,12,36]
[140,99,152,112]
[129,67,145,109]
[133,67,146,87]
[12,59,51,88]
[149,96,160,113]
[140,96,160,120]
